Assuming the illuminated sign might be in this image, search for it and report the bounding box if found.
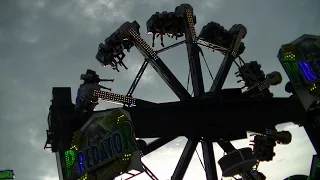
[64,109,143,180]
[0,170,14,179]
[297,61,318,82]
[280,46,301,85]
[279,45,320,86]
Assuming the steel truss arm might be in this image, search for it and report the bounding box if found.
[141,137,177,156]
[217,140,236,153]
[181,4,205,96]
[209,28,246,93]
[171,138,199,180]
[127,59,149,97]
[125,26,191,100]
[201,139,219,180]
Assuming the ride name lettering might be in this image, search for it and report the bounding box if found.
[76,121,137,174]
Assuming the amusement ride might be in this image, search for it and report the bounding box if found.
[44,4,320,180]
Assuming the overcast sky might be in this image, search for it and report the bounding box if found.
[0,0,319,180]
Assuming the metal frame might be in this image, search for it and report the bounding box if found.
[117,16,318,179]
[46,5,320,180]
[209,27,245,94]
[98,8,306,180]
[171,138,199,180]
[118,7,246,180]
[201,139,218,180]
[125,26,191,101]
[183,5,205,97]
[127,59,149,97]
[123,163,159,180]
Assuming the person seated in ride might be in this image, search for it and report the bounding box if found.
[103,52,120,72]
[122,39,134,52]
[112,43,124,55]
[115,53,128,70]
[108,58,120,72]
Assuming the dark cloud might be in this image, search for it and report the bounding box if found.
[0,0,319,179]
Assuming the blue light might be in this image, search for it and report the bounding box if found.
[298,61,317,82]
[77,152,85,173]
[76,84,85,105]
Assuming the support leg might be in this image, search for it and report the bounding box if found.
[201,139,219,180]
[171,138,198,180]
[304,111,320,154]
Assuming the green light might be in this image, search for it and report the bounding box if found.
[280,45,302,85]
[282,61,300,85]
[65,150,76,177]
[0,170,14,179]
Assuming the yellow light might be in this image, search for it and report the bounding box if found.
[309,84,317,91]
[70,131,82,150]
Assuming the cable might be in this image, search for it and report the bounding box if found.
[187,64,194,96]
[196,149,205,170]
[255,161,260,171]
[187,46,213,96]
[198,46,214,80]
[187,66,194,96]
[187,66,191,91]
[238,56,245,65]
[233,59,241,68]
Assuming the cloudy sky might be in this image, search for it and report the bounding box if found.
[0,0,320,180]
